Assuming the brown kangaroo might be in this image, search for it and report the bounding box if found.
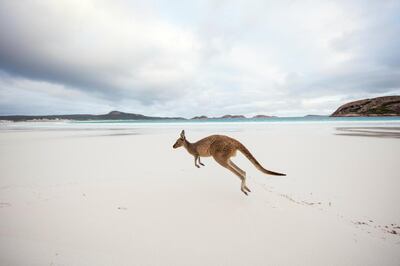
[173,130,285,195]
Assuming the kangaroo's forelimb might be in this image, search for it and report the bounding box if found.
[194,155,205,168]
[194,155,200,168]
[198,157,205,166]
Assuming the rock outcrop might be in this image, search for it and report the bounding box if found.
[331,96,400,117]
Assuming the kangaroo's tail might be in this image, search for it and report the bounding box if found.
[238,144,286,176]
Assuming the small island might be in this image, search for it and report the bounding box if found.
[220,115,246,119]
[252,115,276,119]
[191,115,209,120]
[190,115,248,120]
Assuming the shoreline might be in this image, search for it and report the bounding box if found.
[1,115,400,125]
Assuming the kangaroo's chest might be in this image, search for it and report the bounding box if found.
[197,145,212,157]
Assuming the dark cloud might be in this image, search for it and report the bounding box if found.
[0,1,197,105]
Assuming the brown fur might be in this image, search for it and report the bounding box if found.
[173,130,285,195]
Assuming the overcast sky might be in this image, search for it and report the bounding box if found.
[0,0,399,117]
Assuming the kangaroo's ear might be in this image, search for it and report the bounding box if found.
[180,130,185,139]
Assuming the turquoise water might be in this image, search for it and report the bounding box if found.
[3,116,399,131]
[71,116,400,124]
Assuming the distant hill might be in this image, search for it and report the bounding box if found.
[0,111,185,122]
[331,96,400,117]
[253,114,276,118]
[190,115,247,120]
[191,115,209,120]
[220,115,246,119]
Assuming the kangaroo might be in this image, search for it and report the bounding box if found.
[173,130,285,195]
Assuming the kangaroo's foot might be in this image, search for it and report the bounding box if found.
[227,160,250,195]
[241,184,250,195]
[241,179,251,195]
[195,164,200,168]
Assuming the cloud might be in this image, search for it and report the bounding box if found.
[0,0,199,103]
[0,0,399,117]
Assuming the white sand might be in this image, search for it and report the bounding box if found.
[0,121,399,265]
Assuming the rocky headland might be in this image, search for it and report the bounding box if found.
[331,96,400,117]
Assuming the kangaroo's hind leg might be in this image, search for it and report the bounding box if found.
[228,160,251,193]
[213,153,249,196]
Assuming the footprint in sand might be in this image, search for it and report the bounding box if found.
[0,202,11,208]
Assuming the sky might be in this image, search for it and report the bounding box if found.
[0,0,399,118]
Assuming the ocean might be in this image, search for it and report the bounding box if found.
[70,116,400,124]
[2,116,400,135]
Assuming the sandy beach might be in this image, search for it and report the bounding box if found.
[0,121,400,266]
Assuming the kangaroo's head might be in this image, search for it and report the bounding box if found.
[173,130,186,149]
